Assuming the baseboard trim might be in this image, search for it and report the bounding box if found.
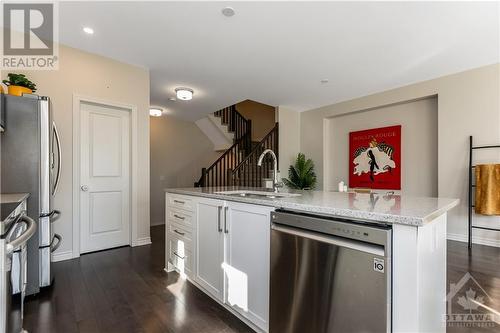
[132,237,152,247]
[447,233,500,248]
[151,221,165,226]
[51,250,73,262]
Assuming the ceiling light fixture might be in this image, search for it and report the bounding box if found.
[320,79,329,84]
[222,7,235,17]
[83,27,94,35]
[175,87,194,101]
[149,108,163,117]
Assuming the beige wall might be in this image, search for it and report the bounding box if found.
[327,97,438,196]
[236,100,276,141]
[150,115,220,225]
[298,63,500,246]
[277,106,301,174]
[2,45,151,257]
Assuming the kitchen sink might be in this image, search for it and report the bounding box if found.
[215,190,302,199]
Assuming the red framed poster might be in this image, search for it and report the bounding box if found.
[349,125,401,190]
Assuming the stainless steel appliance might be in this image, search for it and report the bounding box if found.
[0,93,5,132]
[1,204,36,333]
[1,94,62,295]
[270,210,392,333]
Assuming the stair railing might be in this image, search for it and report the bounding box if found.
[214,105,251,144]
[195,105,252,187]
[195,135,248,187]
[227,123,279,187]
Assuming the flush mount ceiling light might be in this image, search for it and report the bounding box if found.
[222,7,235,17]
[175,87,194,101]
[83,27,94,35]
[149,108,163,117]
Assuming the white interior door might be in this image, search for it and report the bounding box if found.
[80,101,131,254]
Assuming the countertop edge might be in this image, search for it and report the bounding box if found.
[165,188,459,227]
[0,192,30,204]
[422,198,460,223]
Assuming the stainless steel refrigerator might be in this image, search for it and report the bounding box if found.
[1,94,62,295]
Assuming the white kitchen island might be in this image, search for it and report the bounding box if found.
[164,187,459,333]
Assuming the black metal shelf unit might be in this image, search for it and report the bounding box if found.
[468,135,500,249]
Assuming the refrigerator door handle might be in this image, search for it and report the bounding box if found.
[52,121,62,196]
[50,234,62,253]
[40,209,61,221]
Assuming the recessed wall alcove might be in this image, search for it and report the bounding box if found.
[323,96,438,196]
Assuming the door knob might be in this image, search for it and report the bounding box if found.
[81,185,89,192]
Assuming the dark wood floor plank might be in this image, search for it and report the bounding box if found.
[67,259,97,323]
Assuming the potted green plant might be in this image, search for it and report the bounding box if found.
[282,153,317,190]
[2,73,37,96]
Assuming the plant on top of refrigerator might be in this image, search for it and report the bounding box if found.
[3,73,37,92]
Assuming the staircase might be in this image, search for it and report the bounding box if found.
[194,105,278,188]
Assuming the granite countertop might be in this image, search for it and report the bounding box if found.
[0,193,30,204]
[165,187,459,226]
[0,193,29,223]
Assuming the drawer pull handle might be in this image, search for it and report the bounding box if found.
[173,214,185,220]
[174,229,185,236]
[173,200,185,204]
[173,251,185,259]
[224,206,229,234]
[217,206,223,232]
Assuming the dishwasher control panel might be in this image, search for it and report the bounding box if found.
[272,210,391,247]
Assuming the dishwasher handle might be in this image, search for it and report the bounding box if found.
[271,223,385,256]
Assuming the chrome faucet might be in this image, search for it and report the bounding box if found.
[257,149,283,192]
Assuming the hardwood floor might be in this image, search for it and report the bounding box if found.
[447,241,500,333]
[23,226,253,333]
[22,226,500,333]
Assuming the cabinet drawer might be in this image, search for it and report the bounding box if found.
[167,208,193,227]
[167,194,194,212]
[168,222,192,244]
[168,234,193,277]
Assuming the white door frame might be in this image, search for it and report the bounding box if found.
[72,94,139,258]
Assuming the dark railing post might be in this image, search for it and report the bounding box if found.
[226,168,234,186]
[246,119,252,155]
[201,167,207,187]
[231,106,236,133]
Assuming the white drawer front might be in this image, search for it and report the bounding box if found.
[168,234,193,277]
[167,194,194,212]
[168,222,193,244]
[167,208,193,227]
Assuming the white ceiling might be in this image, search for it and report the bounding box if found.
[58,1,499,121]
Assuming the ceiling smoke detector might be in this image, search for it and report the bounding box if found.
[222,7,235,17]
[175,87,194,101]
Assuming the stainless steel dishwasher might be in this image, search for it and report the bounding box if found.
[270,210,392,333]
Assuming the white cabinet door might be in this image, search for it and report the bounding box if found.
[224,202,273,332]
[194,197,225,301]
